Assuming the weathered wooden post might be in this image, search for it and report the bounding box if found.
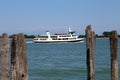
[11,33,28,80]
[0,33,9,80]
[110,31,118,80]
[85,25,95,80]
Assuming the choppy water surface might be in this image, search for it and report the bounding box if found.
[27,38,120,80]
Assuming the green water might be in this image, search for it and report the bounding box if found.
[27,38,120,80]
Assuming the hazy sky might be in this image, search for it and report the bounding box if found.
[0,0,120,35]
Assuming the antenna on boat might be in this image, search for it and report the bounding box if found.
[68,27,75,36]
[68,27,72,32]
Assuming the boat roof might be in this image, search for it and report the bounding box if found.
[54,33,67,36]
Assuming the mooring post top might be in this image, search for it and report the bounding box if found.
[87,24,92,29]
[18,33,24,36]
[86,25,92,31]
[18,33,24,38]
[85,25,93,36]
[110,30,118,39]
[12,33,25,41]
[12,34,18,42]
[2,33,7,36]
[1,33,8,39]
[1,33,9,45]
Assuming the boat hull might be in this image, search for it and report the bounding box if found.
[33,38,84,43]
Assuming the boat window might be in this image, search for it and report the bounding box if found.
[68,38,76,40]
[40,38,46,40]
[58,38,62,40]
[34,39,38,40]
[63,38,68,40]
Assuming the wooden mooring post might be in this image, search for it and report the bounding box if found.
[85,25,96,80]
[11,33,28,80]
[0,33,9,80]
[110,31,118,80]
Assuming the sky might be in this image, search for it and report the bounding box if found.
[0,0,120,35]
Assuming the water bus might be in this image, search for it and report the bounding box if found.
[33,28,84,43]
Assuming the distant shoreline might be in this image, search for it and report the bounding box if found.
[0,37,120,41]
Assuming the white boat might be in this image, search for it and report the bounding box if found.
[33,28,84,43]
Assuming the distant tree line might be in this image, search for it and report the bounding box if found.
[0,32,119,39]
[8,34,35,39]
[78,31,120,38]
